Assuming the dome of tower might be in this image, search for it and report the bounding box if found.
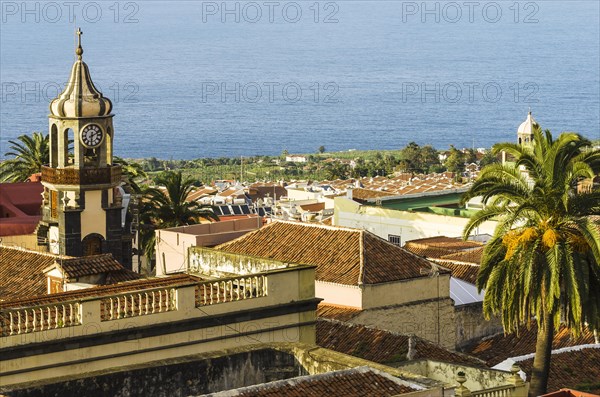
[49,29,112,118]
[517,111,539,135]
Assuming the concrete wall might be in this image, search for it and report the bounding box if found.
[454,302,503,348]
[334,197,497,242]
[156,217,261,276]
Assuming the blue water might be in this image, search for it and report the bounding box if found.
[1,1,599,159]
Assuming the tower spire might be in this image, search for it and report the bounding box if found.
[75,27,83,60]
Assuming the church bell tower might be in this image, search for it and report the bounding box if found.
[38,29,131,268]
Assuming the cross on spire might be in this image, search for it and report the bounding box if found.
[75,27,83,59]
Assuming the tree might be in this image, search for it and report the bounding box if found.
[0,132,49,182]
[445,145,466,177]
[114,156,147,193]
[479,150,499,167]
[461,129,600,396]
[139,171,218,262]
[318,145,326,154]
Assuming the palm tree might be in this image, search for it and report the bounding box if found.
[0,132,49,182]
[462,128,600,396]
[113,156,147,193]
[139,171,218,263]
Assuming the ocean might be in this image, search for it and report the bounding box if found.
[1,0,599,159]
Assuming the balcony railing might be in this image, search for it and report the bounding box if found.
[0,302,81,336]
[41,165,122,186]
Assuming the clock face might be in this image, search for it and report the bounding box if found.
[80,124,104,148]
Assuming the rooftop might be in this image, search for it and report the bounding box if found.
[0,246,58,301]
[0,182,43,236]
[518,347,600,394]
[216,221,438,285]
[463,324,597,367]
[403,236,483,260]
[0,273,199,309]
[43,253,136,280]
[317,319,485,368]
[202,366,418,397]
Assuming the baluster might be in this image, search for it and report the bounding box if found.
[117,297,122,319]
[253,277,258,297]
[159,290,163,312]
[109,298,114,320]
[32,309,37,332]
[216,282,221,303]
[76,303,82,324]
[9,312,14,336]
[264,276,268,296]
[124,295,129,317]
[170,289,176,310]
[39,308,44,331]
[235,279,240,300]
[151,291,156,313]
[18,311,22,334]
[210,283,214,304]
[202,284,207,305]
[47,307,52,328]
[62,305,66,327]
[227,281,233,302]
[145,292,149,314]
[138,294,143,315]
[55,306,59,328]
[68,303,74,325]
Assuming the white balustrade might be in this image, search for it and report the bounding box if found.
[101,288,177,321]
[1,302,81,336]
[196,275,268,307]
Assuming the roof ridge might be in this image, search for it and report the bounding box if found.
[271,219,362,233]
[0,244,72,259]
[358,229,365,285]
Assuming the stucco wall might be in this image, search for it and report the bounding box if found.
[156,218,261,276]
[361,275,451,310]
[315,281,362,308]
[80,190,106,240]
[0,235,40,251]
[454,302,503,348]
[349,298,456,350]
[334,197,497,242]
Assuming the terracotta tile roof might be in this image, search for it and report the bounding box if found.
[299,202,325,212]
[0,182,43,236]
[463,324,597,366]
[439,246,484,264]
[0,273,200,309]
[350,188,395,200]
[541,388,600,397]
[403,236,482,259]
[317,319,485,367]
[0,246,58,301]
[207,366,417,397]
[317,303,361,321]
[49,254,130,279]
[215,221,436,285]
[519,348,600,394]
[433,260,480,284]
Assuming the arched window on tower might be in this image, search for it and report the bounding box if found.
[65,128,75,166]
[82,234,104,256]
[50,124,58,167]
[106,127,113,165]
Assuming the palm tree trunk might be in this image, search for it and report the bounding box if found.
[529,315,554,397]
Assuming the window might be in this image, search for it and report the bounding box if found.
[388,234,401,246]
